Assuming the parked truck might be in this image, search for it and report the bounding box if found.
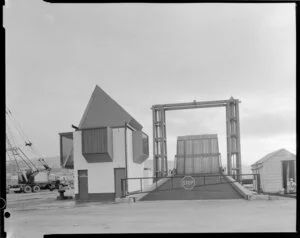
[7,159,63,193]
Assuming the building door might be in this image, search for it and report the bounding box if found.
[282,161,288,193]
[282,160,296,193]
[114,168,126,198]
[257,171,261,193]
[288,160,295,181]
[78,170,88,201]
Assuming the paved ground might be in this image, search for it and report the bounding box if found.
[5,189,75,212]
[142,174,243,200]
[4,191,296,236]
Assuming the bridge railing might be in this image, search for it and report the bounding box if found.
[121,173,261,198]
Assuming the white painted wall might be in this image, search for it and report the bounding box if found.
[143,169,153,190]
[252,151,296,193]
[73,129,126,195]
[73,127,148,196]
[261,153,296,193]
[113,128,126,164]
[126,128,145,192]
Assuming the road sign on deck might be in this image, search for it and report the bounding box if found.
[181,176,195,190]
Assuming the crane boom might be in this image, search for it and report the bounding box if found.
[6,108,52,186]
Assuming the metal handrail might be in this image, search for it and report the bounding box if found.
[121,173,257,180]
[121,173,261,198]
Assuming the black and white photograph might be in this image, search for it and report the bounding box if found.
[2,0,297,236]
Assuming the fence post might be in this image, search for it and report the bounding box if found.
[121,179,124,197]
[171,176,173,190]
[140,178,142,193]
[156,178,157,190]
[257,174,261,194]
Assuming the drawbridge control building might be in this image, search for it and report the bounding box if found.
[59,85,149,201]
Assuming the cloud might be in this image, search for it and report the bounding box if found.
[166,109,226,137]
[241,133,296,166]
[45,13,55,24]
[5,2,296,158]
[240,110,296,138]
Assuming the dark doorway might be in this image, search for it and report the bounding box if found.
[282,160,296,193]
[78,170,88,201]
[288,160,295,180]
[282,161,288,192]
[114,168,126,199]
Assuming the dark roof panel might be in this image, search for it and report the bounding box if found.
[79,85,143,131]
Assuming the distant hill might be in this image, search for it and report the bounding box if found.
[6,155,69,176]
[7,155,251,172]
[144,159,175,171]
[144,159,252,175]
[241,164,252,174]
[41,156,61,168]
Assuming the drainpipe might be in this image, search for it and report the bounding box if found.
[124,123,128,194]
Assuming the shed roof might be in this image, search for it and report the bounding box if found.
[251,148,296,169]
[78,85,142,131]
[177,134,218,141]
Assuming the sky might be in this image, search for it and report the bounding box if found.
[5,0,296,167]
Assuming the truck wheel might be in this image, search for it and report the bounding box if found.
[49,184,55,191]
[24,185,32,193]
[32,185,40,193]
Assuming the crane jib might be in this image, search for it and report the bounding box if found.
[6,108,52,192]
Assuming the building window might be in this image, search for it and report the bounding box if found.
[81,127,113,162]
[133,130,149,164]
[59,132,74,169]
[142,132,149,156]
[82,128,108,154]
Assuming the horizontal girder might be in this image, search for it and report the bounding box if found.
[152,99,241,111]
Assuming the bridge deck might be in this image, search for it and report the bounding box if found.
[141,174,243,201]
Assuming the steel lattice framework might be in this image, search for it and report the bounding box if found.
[152,97,242,180]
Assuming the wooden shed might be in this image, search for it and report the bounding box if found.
[251,148,296,194]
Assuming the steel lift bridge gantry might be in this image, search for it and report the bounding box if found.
[152,97,242,180]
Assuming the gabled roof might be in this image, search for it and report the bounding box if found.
[78,85,142,131]
[251,148,296,168]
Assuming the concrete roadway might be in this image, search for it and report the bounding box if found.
[141,174,243,201]
[4,196,296,236]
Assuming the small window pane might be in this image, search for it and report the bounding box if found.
[142,132,149,156]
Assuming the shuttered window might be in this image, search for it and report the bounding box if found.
[133,130,149,164]
[142,132,149,156]
[59,132,74,169]
[82,128,108,154]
